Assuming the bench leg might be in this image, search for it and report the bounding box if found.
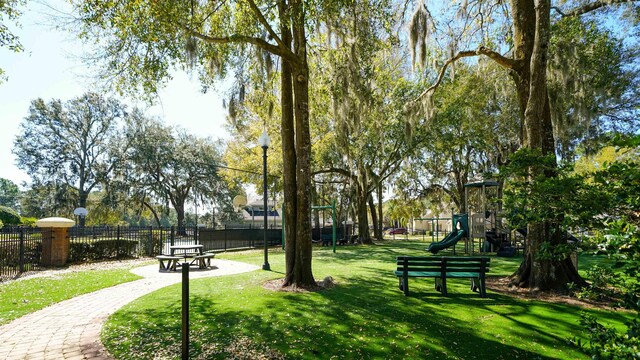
[435,277,442,293]
[471,278,479,292]
[441,276,448,296]
[402,275,409,296]
[480,277,487,298]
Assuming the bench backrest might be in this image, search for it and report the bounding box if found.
[396,256,490,273]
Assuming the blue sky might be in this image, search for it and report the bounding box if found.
[0,0,229,188]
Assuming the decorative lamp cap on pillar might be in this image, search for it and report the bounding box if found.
[35,217,75,228]
[258,130,270,148]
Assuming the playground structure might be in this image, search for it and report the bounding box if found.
[427,213,468,254]
[464,180,514,255]
[423,180,519,256]
[311,201,338,253]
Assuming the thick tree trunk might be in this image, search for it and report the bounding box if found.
[175,202,187,234]
[283,0,315,287]
[279,1,301,287]
[508,0,586,291]
[355,183,373,244]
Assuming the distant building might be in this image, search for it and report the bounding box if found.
[238,200,282,228]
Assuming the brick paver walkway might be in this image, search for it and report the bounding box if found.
[0,259,259,359]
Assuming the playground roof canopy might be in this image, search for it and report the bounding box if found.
[464,180,499,188]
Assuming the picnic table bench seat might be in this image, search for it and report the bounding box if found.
[394,256,490,297]
[156,255,181,271]
[193,252,215,269]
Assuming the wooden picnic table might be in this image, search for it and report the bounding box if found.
[164,244,214,269]
[170,244,204,257]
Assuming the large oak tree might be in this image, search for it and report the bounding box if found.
[13,92,126,225]
[406,0,639,291]
[71,0,319,287]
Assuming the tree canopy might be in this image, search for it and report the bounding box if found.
[13,92,127,224]
[0,178,20,210]
[0,0,25,82]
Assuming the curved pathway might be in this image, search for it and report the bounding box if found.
[0,259,259,360]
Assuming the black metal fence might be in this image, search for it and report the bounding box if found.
[0,227,49,281]
[0,225,284,281]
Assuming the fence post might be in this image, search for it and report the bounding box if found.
[194,226,198,245]
[116,225,121,258]
[148,226,153,256]
[19,228,25,273]
[224,224,227,251]
[171,226,175,246]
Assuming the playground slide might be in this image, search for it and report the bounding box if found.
[427,230,466,254]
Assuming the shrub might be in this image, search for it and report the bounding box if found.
[69,239,139,262]
[572,313,640,360]
[0,206,21,225]
[20,217,37,226]
[139,229,164,256]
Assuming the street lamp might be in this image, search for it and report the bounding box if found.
[258,130,271,271]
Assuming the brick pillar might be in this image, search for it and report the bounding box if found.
[36,217,75,267]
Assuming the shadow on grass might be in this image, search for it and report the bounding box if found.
[102,241,627,359]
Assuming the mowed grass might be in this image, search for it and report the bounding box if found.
[102,241,633,360]
[0,266,142,325]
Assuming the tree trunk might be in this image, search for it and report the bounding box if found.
[508,0,586,291]
[355,182,372,244]
[283,0,315,287]
[368,193,378,241]
[279,1,299,287]
[175,203,185,234]
[78,191,88,226]
[377,182,384,240]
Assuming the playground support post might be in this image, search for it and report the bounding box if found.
[332,199,336,253]
[311,202,337,253]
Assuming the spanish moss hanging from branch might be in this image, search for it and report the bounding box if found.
[408,0,433,71]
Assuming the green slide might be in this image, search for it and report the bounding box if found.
[427,230,466,254]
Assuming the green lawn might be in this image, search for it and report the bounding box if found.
[0,266,142,325]
[102,241,634,359]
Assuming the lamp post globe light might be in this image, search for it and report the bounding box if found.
[258,130,271,271]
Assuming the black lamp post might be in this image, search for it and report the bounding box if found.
[258,130,271,271]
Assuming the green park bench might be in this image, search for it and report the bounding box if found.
[394,256,490,297]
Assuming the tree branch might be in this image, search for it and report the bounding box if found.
[184,26,299,65]
[553,0,639,17]
[246,0,292,56]
[312,167,358,182]
[406,46,517,112]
